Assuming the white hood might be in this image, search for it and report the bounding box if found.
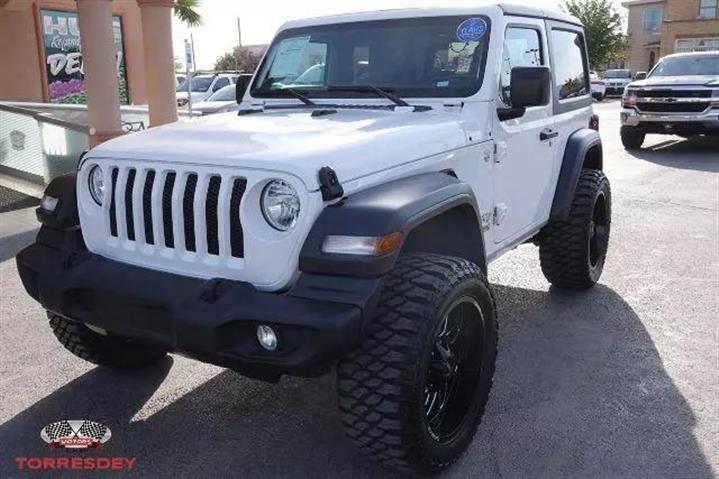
[629,75,719,88]
[89,107,474,191]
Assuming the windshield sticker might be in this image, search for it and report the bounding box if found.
[436,80,450,88]
[456,18,487,42]
[270,36,311,79]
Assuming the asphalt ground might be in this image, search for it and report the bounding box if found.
[0,99,717,478]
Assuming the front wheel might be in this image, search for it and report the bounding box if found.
[538,169,611,290]
[621,126,645,150]
[337,253,497,474]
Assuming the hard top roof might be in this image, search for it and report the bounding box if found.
[279,3,582,31]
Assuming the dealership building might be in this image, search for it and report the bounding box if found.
[0,0,150,105]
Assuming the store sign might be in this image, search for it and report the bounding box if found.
[40,10,128,104]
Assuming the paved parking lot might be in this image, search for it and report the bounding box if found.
[1,100,717,478]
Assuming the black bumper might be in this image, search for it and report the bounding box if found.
[16,230,382,381]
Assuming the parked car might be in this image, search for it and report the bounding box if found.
[192,84,241,115]
[590,70,606,101]
[18,5,609,475]
[620,51,719,149]
[603,69,633,96]
[175,74,186,87]
[176,73,238,107]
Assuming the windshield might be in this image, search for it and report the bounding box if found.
[649,55,719,77]
[251,16,491,99]
[604,70,631,79]
[207,84,236,101]
[176,75,215,92]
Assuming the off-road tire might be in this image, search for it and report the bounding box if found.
[337,253,498,474]
[621,126,645,150]
[49,314,167,369]
[539,169,611,290]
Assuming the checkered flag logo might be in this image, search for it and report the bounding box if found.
[41,420,112,449]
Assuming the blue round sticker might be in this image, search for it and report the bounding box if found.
[456,17,487,42]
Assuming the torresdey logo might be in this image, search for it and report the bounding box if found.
[13,420,136,471]
[40,420,111,449]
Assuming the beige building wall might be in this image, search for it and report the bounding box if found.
[623,0,719,72]
[623,0,664,74]
[660,0,719,56]
[0,0,147,104]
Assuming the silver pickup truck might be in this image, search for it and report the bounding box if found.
[620,51,719,149]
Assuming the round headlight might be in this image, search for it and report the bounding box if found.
[260,179,300,231]
[88,165,105,205]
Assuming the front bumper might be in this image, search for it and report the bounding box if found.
[620,107,719,133]
[16,229,382,381]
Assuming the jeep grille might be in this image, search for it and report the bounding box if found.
[107,166,247,258]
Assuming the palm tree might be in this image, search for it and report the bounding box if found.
[174,0,202,28]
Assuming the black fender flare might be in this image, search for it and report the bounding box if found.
[36,172,79,229]
[299,172,487,277]
[549,128,603,221]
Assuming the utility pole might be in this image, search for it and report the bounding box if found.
[190,33,197,73]
[184,38,194,118]
[237,17,242,49]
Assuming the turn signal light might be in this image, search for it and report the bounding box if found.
[322,232,402,256]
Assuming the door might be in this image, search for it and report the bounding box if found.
[493,20,556,244]
[545,22,593,222]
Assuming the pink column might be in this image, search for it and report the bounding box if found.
[137,0,178,126]
[75,0,124,147]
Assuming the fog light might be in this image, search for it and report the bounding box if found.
[40,195,59,212]
[256,325,278,351]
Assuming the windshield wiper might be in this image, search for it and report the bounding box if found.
[281,87,316,107]
[326,85,410,107]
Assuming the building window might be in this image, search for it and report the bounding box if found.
[699,0,717,18]
[642,7,662,31]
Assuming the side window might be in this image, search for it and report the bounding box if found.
[499,27,543,106]
[213,77,230,92]
[550,29,589,100]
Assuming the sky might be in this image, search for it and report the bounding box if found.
[172,0,626,71]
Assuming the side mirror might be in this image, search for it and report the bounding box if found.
[235,75,253,103]
[634,71,647,80]
[498,66,551,121]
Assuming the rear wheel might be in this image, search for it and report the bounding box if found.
[337,253,497,474]
[538,169,611,290]
[621,126,645,150]
[49,314,167,369]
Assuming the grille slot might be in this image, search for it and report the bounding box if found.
[205,176,221,255]
[636,89,711,98]
[162,172,176,248]
[124,169,136,241]
[105,166,246,260]
[183,174,198,252]
[109,168,118,237]
[143,170,155,245]
[230,178,247,258]
[636,102,709,113]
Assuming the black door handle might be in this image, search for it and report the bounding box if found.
[540,129,559,141]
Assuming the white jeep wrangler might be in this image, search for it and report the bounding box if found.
[17,4,610,474]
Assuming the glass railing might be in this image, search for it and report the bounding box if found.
[0,103,88,185]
